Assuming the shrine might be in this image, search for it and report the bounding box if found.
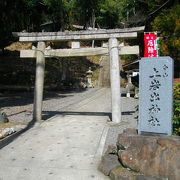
[13,26,145,123]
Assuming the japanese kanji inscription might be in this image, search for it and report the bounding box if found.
[138,57,174,135]
[144,33,158,57]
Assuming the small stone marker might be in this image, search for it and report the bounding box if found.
[86,67,93,88]
[0,112,9,123]
[138,57,174,135]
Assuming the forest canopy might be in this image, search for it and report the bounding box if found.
[0,0,179,63]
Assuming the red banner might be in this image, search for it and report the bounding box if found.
[144,33,158,57]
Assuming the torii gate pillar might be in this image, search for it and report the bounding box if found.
[109,38,121,123]
[33,41,46,121]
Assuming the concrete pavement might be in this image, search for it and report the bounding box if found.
[0,88,138,180]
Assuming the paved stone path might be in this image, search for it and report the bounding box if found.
[0,88,138,180]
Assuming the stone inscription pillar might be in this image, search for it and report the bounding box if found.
[33,42,46,121]
[138,57,173,135]
[109,38,121,123]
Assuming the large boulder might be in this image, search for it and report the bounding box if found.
[117,133,180,180]
[98,145,122,176]
[98,154,122,176]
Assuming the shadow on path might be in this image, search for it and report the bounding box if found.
[42,111,136,121]
[0,119,36,149]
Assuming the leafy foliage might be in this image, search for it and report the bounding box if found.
[0,0,44,49]
[71,0,102,28]
[97,0,124,28]
[173,83,180,135]
[151,5,180,60]
[42,0,69,31]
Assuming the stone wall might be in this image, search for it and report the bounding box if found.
[99,128,180,180]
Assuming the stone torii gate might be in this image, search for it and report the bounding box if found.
[13,26,144,123]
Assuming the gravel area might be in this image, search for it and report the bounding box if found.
[1,88,136,121]
[0,88,100,124]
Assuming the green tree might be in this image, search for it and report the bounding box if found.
[151,5,180,58]
[42,0,70,31]
[151,4,180,76]
[117,0,177,27]
[97,0,124,28]
[0,0,44,50]
[72,0,102,29]
[0,0,24,49]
